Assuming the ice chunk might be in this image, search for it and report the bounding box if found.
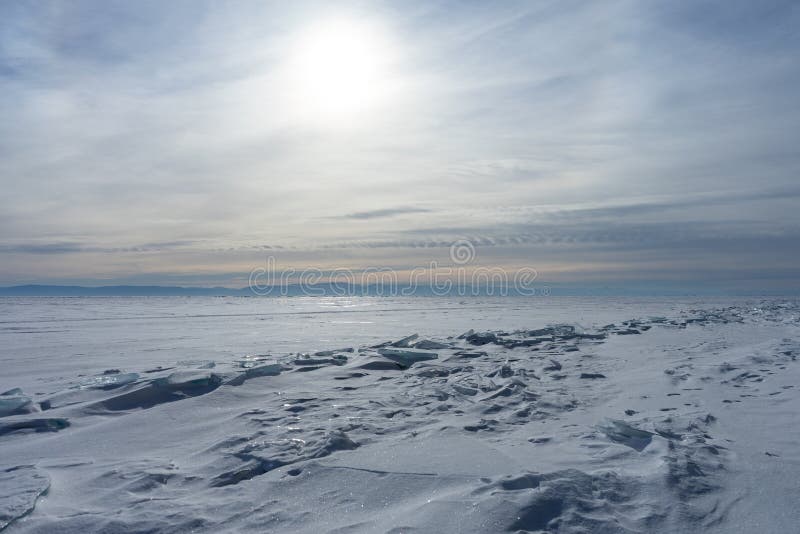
[243,364,283,378]
[355,359,402,370]
[314,348,353,356]
[598,419,653,451]
[457,329,475,339]
[80,372,139,390]
[377,347,438,368]
[465,332,498,346]
[544,359,562,371]
[392,334,419,348]
[307,430,359,458]
[155,371,222,390]
[413,339,451,350]
[293,356,346,366]
[451,384,478,396]
[227,363,283,385]
[176,359,216,369]
[0,396,34,417]
[236,355,271,368]
[0,418,69,437]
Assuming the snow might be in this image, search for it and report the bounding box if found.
[0,296,798,532]
[0,466,49,531]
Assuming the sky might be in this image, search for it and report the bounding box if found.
[1,0,799,293]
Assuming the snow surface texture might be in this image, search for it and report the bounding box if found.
[0,298,799,532]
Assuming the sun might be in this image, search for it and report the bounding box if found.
[286,18,394,121]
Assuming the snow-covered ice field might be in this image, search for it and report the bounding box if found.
[1,296,799,533]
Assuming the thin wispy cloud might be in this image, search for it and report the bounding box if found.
[336,207,432,220]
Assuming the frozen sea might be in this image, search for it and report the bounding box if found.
[0,296,753,388]
[1,296,799,533]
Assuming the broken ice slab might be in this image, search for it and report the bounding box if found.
[448,350,487,360]
[243,364,283,377]
[413,339,451,350]
[451,383,478,396]
[392,334,419,348]
[527,325,572,337]
[154,371,222,390]
[580,373,606,379]
[526,324,606,341]
[598,419,654,452]
[354,359,403,370]
[544,359,562,371]
[615,329,641,335]
[465,332,498,346]
[0,395,34,417]
[313,348,354,357]
[80,372,140,390]
[457,329,475,339]
[176,360,216,369]
[0,418,70,437]
[235,355,271,368]
[226,363,284,385]
[293,356,347,366]
[377,347,438,368]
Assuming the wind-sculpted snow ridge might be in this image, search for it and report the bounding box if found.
[0,467,49,531]
[0,300,799,533]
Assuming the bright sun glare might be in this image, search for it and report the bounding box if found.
[287,18,393,121]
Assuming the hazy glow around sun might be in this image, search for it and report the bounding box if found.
[285,18,395,122]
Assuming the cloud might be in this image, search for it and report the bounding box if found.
[0,240,197,254]
[336,207,432,220]
[0,1,799,289]
[0,243,85,255]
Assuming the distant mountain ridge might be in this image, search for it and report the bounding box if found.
[0,283,792,297]
[0,284,250,296]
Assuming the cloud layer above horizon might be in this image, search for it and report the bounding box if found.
[1,0,799,291]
